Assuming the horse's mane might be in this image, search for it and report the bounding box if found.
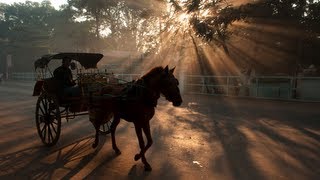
[141,66,164,81]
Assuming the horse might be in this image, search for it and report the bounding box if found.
[89,65,182,171]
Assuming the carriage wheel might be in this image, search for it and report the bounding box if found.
[35,93,61,146]
[99,114,114,135]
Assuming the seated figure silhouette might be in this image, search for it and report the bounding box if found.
[53,57,80,97]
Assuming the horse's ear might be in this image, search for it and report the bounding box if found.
[164,65,169,74]
[170,66,175,74]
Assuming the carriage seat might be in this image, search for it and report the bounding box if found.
[43,78,64,96]
[43,78,81,103]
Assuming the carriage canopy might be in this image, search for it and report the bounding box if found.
[34,52,104,70]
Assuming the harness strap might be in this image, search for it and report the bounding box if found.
[119,78,160,107]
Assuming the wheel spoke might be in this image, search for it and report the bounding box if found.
[41,123,46,134]
[99,116,114,134]
[40,123,45,132]
[46,124,49,143]
[50,110,57,116]
[39,105,45,115]
[42,123,47,141]
[48,125,53,143]
[36,94,61,146]
[50,122,57,134]
[107,120,112,128]
[41,99,48,114]
[39,116,45,123]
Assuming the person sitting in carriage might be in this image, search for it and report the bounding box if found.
[53,57,80,97]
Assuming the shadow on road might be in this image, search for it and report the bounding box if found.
[0,135,107,179]
[167,95,320,179]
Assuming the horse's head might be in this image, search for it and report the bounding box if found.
[159,66,182,107]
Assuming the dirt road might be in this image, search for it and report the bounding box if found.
[0,81,319,179]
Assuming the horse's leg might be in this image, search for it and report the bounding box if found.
[134,122,153,160]
[142,122,153,153]
[134,124,144,161]
[134,123,152,171]
[135,122,153,171]
[92,123,99,148]
[90,114,100,148]
[142,122,153,161]
[111,115,121,155]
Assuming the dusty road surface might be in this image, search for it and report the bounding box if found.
[0,81,319,180]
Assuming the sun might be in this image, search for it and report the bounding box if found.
[177,12,191,23]
[176,12,192,29]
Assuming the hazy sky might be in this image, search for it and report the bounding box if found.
[0,0,68,9]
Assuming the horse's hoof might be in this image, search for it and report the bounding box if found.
[92,143,98,148]
[144,164,152,171]
[134,154,141,161]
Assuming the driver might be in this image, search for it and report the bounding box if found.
[53,57,80,97]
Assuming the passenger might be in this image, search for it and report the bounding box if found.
[53,57,80,97]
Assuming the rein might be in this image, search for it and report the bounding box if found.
[119,78,160,107]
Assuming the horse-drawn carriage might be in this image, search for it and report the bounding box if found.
[33,52,183,171]
[33,52,116,146]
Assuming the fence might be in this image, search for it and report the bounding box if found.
[10,72,37,81]
[184,75,320,102]
[9,72,320,102]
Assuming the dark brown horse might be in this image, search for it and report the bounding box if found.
[90,66,182,171]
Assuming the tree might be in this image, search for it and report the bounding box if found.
[67,0,117,39]
[1,0,319,73]
[156,0,320,75]
[0,1,99,71]
[0,1,58,71]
